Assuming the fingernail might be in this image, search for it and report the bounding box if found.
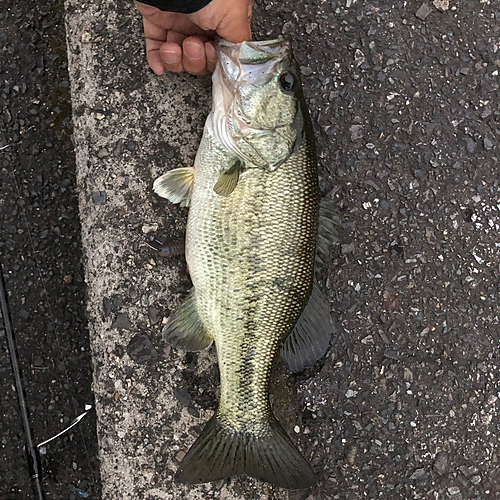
[162,50,180,65]
[205,43,216,63]
[185,41,203,60]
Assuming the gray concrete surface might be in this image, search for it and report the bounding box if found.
[65,0,500,499]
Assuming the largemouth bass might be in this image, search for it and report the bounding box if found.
[154,38,337,489]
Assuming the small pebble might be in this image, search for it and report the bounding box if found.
[433,451,449,475]
[112,313,131,330]
[127,333,158,364]
[481,107,492,118]
[409,468,426,480]
[350,124,363,140]
[464,137,477,153]
[341,243,355,254]
[92,191,107,205]
[141,223,159,234]
[33,356,44,367]
[305,23,317,34]
[148,306,161,325]
[416,3,432,20]
[433,0,449,10]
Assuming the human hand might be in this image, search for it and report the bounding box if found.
[135,0,252,75]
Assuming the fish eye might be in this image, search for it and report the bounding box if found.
[278,72,296,93]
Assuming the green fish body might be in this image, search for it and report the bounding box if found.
[154,38,336,489]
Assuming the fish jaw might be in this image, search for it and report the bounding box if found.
[216,38,292,89]
[211,38,301,170]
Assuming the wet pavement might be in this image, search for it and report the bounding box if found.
[0,1,99,499]
[1,0,499,499]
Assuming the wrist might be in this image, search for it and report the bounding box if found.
[135,0,213,15]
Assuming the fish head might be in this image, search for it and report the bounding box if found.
[212,38,305,171]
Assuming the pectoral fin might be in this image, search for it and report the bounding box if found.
[213,159,242,197]
[163,290,213,351]
[153,167,194,207]
[280,282,335,373]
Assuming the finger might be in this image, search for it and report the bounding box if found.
[166,30,186,45]
[158,31,186,72]
[146,40,167,75]
[182,37,208,75]
[160,42,183,73]
[205,42,217,74]
[143,17,168,75]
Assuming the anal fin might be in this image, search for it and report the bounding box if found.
[280,282,335,373]
[163,290,212,351]
[153,167,194,207]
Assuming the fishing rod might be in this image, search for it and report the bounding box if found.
[2,142,96,497]
[1,255,93,499]
[0,261,45,500]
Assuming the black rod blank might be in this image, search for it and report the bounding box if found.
[0,262,45,500]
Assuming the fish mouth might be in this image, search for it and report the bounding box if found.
[214,37,293,134]
[211,38,295,169]
[217,38,290,63]
[216,38,291,86]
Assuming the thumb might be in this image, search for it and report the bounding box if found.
[192,0,252,43]
[217,0,252,43]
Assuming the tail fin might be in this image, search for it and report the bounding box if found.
[175,413,316,489]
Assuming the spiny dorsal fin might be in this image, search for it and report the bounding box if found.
[316,198,342,267]
[176,412,317,489]
[213,159,242,197]
[163,290,213,351]
[280,282,335,373]
[153,167,194,207]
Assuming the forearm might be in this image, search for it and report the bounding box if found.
[138,0,212,14]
